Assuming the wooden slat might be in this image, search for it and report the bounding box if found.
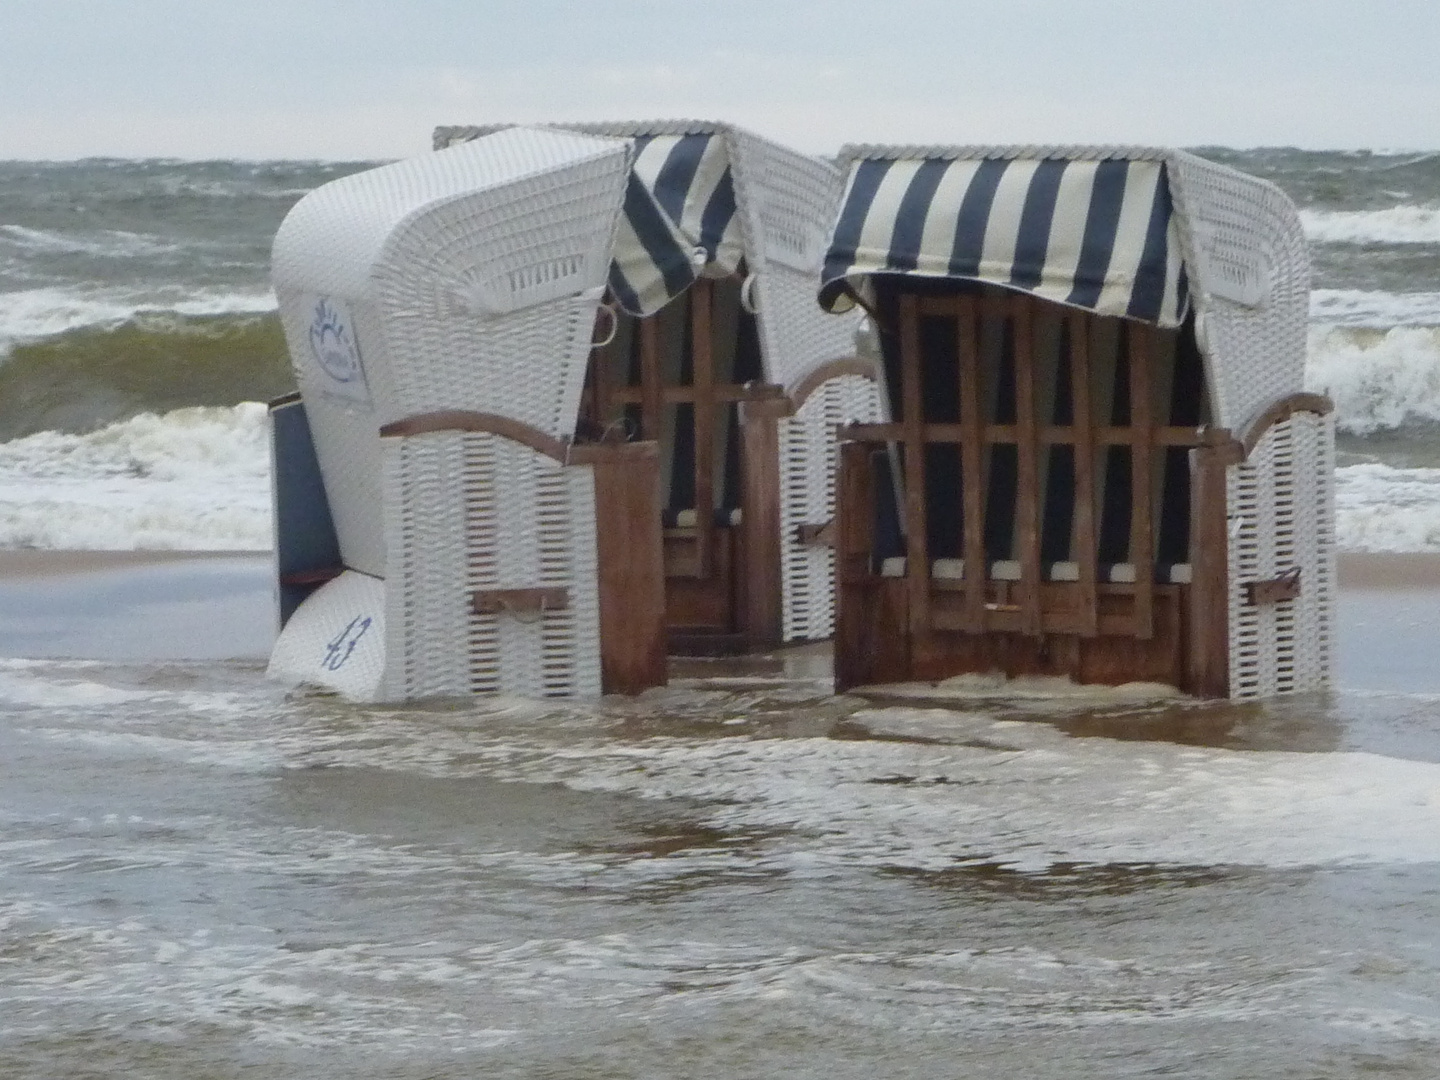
[898,294,931,639]
[917,295,965,318]
[380,411,568,462]
[1070,314,1098,637]
[739,394,783,647]
[639,316,662,441]
[840,422,1204,447]
[692,279,715,580]
[1013,296,1042,636]
[834,441,878,690]
[608,384,782,406]
[1187,432,1241,696]
[958,295,987,633]
[1129,323,1155,640]
[587,440,665,692]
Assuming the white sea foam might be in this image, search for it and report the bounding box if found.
[1301,205,1440,244]
[0,286,276,350]
[445,718,1440,873]
[0,404,271,550]
[0,224,181,259]
[1306,324,1440,434]
[1335,463,1440,552]
[1310,289,1440,328]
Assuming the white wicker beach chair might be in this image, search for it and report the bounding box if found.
[435,121,888,648]
[818,144,1331,698]
[267,127,668,702]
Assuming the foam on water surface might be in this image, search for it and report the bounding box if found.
[0,404,270,549]
[0,286,276,351]
[1301,205,1440,245]
[2,652,1440,1072]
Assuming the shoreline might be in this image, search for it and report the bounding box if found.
[0,549,267,578]
[1336,551,1440,589]
[0,549,1433,589]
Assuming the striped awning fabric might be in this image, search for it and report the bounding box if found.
[607,172,697,317]
[609,132,744,317]
[820,153,1189,327]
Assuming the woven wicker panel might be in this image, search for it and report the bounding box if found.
[272,130,632,580]
[1226,413,1333,698]
[467,434,600,698]
[779,374,886,641]
[266,570,388,702]
[381,288,603,438]
[273,128,627,304]
[1167,152,1311,431]
[381,430,601,700]
[752,263,866,392]
[725,127,866,390]
[380,433,471,700]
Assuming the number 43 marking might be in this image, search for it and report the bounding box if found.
[324,615,373,671]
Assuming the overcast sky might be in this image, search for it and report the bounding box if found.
[3,0,1436,160]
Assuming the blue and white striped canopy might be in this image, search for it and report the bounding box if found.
[607,172,698,317]
[820,153,1189,327]
[609,132,745,316]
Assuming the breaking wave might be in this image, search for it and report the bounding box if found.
[0,404,271,550]
[0,310,291,441]
[1306,324,1440,435]
[1301,206,1440,245]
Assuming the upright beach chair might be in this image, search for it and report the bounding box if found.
[820,145,1333,698]
[267,127,676,701]
[435,121,887,653]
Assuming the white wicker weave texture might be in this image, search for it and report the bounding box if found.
[779,374,886,641]
[271,128,631,579]
[1225,412,1333,698]
[1167,151,1311,432]
[725,127,866,391]
[381,431,601,700]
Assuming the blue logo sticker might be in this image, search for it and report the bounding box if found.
[324,615,373,671]
[308,297,363,384]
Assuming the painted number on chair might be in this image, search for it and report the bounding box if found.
[324,615,373,671]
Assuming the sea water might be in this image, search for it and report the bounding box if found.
[3,152,1440,1076]
[6,153,1440,550]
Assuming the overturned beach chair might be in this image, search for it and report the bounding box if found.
[267,128,671,701]
[820,145,1333,698]
[436,121,886,653]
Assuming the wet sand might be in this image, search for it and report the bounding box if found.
[1338,551,1440,589]
[0,549,1436,690]
[0,550,272,661]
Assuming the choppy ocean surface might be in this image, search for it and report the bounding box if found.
[4,152,1440,1077]
[5,151,1440,549]
[4,627,1440,1078]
